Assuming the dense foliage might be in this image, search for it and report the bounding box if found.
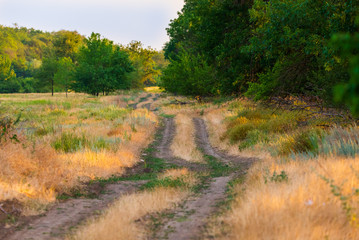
[0,25,167,95]
[163,0,359,109]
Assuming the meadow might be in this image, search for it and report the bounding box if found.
[200,98,359,239]
[0,92,157,213]
[2,91,359,239]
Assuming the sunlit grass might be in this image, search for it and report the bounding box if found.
[202,98,359,239]
[0,93,157,212]
[70,168,195,240]
[144,86,164,93]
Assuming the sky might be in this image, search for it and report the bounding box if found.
[0,0,184,50]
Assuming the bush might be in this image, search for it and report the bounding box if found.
[239,129,268,150]
[227,122,258,144]
[52,132,88,153]
[277,128,321,156]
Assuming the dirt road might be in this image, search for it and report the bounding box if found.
[4,95,254,240]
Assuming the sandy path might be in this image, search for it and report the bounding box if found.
[193,118,255,171]
[151,117,255,240]
[155,117,207,171]
[4,97,254,240]
[6,181,146,240]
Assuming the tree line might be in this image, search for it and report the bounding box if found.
[162,0,359,112]
[0,25,167,95]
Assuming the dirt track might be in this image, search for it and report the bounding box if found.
[4,96,254,240]
[6,181,146,240]
[150,117,254,240]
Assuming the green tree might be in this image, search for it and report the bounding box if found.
[245,0,358,101]
[54,57,75,97]
[0,55,18,93]
[35,57,58,95]
[53,30,83,60]
[332,30,359,114]
[161,49,216,96]
[73,33,133,96]
[123,41,161,88]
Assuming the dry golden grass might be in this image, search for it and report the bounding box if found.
[71,169,194,240]
[203,108,241,155]
[200,98,359,239]
[218,156,359,240]
[71,187,187,240]
[203,107,269,159]
[171,113,203,162]
[0,93,157,211]
[159,168,198,186]
[144,86,164,93]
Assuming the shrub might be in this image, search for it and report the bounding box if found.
[238,129,268,150]
[52,132,88,153]
[320,127,359,157]
[227,122,257,143]
[277,128,322,156]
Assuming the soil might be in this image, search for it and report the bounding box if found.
[193,118,255,171]
[148,117,255,240]
[3,181,146,240]
[155,117,207,171]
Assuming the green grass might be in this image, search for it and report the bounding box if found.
[140,177,189,190]
[205,155,233,177]
[52,132,114,153]
[160,113,176,118]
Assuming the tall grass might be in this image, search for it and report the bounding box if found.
[0,93,157,211]
[203,98,359,239]
[71,168,195,240]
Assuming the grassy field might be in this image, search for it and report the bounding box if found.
[0,92,157,213]
[200,98,359,239]
[2,91,359,239]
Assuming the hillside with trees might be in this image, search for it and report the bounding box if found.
[0,25,167,95]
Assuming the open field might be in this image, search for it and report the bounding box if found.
[1,92,359,240]
[0,92,157,213]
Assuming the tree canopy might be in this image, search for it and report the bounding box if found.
[162,0,359,112]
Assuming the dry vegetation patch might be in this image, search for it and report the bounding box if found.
[221,157,359,239]
[70,168,195,240]
[201,98,359,239]
[0,93,157,212]
[171,112,204,162]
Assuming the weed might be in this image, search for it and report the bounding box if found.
[160,113,175,118]
[238,129,268,150]
[205,155,232,177]
[320,170,359,227]
[277,129,322,156]
[226,123,257,143]
[141,177,188,190]
[264,170,288,183]
[52,132,88,153]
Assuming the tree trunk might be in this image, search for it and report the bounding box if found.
[52,79,54,96]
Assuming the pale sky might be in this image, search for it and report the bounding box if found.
[0,0,184,50]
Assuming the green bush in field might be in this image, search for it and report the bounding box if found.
[227,122,257,143]
[52,132,88,153]
[320,127,359,157]
[52,132,113,153]
[237,109,270,120]
[82,106,129,121]
[239,129,269,150]
[277,128,322,156]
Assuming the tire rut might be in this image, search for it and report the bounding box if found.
[6,181,147,240]
[193,118,255,171]
[155,117,207,171]
[151,117,255,240]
